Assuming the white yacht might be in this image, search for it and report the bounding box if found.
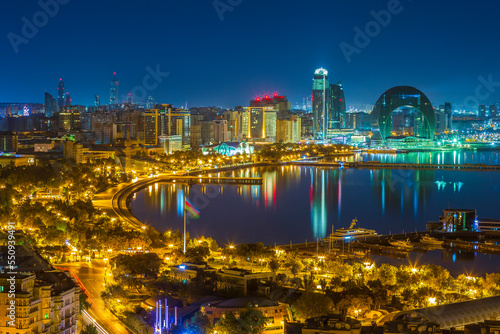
[389,239,413,249]
[420,235,443,246]
[324,218,378,241]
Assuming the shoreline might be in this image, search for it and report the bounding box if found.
[110,152,500,233]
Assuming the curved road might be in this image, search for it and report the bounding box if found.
[111,177,152,230]
[58,262,132,334]
[110,167,265,230]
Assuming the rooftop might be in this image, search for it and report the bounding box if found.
[207,296,278,309]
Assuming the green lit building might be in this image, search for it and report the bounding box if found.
[312,68,329,139]
[371,86,435,141]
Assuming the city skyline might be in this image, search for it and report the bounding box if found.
[2,1,500,334]
[2,1,500,108]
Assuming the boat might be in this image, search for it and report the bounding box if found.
[389,239,413,249]
[324,218,378,241]
[420,235,443,246]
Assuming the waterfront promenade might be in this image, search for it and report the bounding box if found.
[95,170,264,230]
[96,158,500,233]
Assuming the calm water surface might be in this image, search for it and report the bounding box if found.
[130,150,500,273]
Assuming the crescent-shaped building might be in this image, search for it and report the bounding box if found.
[371,86,435,141]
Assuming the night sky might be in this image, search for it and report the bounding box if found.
[2,0,500,109]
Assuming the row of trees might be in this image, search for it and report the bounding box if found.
[0,160,128,224]
[254,143,353,163]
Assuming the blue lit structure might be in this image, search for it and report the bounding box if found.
[153,299,179,333]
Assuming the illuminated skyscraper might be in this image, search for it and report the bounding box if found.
[59,106,81,131]
[490,104,497,118]
[147,96,155,109]
[109,72,119,105]
[65,92,72,106]
[478,104,486,117]
[143,105,191,147]
[94,94,100,108]
[444,102,452,130]
[312,68,329,139]
[57,79,65,109]
[329,82,346,130]
[241,107,276,142]
[143,109,159,145]
[44,92,58,118]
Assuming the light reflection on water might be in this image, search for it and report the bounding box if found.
[130,150,500,268]
[350,150,500,165]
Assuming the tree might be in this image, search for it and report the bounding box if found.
[81,324,99,334]
[214,313,241,334]
[112,253,162,281]
[377,263,398,287]
[80,292,91,310]
[269,258,280,272]
[292,292,333,322]
[337,294,374,317]
[239,307,266,334]
[185,245,210,263]
[214,308,266,334]
[482,273,500,297]
[235,243,268,265]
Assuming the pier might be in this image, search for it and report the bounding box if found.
[158,175,263,185]
[347,161,500,170]
[284,161,500,171]
[277,231,500,261]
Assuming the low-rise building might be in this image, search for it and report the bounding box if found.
[63,140,115,164]
[0,154,35,167]
[200,296,292,333]
[465,320,500,334]
[168,263,216,283]
[168,264,275,296]
[217,268,276,296]
[302,314,362,334]
[477,218,500,232]
[439,209,477,232]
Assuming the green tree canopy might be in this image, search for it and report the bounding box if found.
[292,292,333,322]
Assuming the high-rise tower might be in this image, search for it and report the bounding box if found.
[110,72,119,105]
[57,79,65,109]
[65,92,72,106]
[94,94,100,108]
[44,92,58,117]
[490,104,497,118]
[329,81,346,130]
[312,68,329,139]
[444,102,452,130]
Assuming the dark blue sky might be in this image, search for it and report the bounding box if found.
[2,0,500,109]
